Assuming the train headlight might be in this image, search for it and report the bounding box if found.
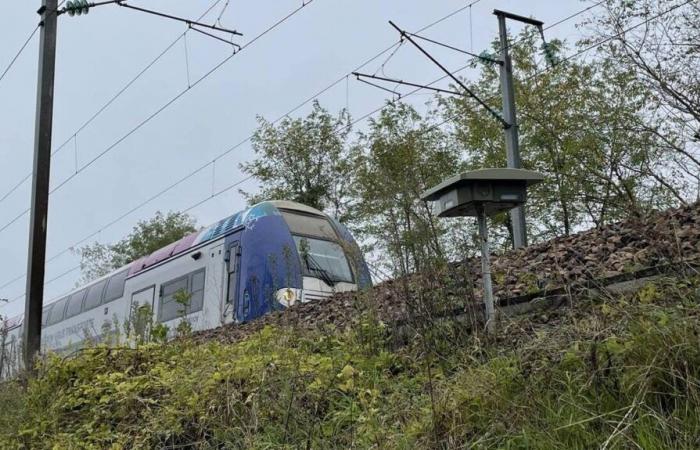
[276,288,298,307]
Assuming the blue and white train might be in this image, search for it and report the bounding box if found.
[0,201,370,376]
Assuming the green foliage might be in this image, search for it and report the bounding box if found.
[240,100,470,276]
[443,30,673,241]
[2,279,700,448]
[77,211,197,283]
[239,3,695,270]
[150,323,169,344]
[123,303,152,345]
[351,101,461,276]
[0,381,24,433]
[173,290,193,337]
[240,100,354,219]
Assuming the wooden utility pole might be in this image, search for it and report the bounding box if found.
[23,0,58,372]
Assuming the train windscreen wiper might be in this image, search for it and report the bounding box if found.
[304,253,337,287]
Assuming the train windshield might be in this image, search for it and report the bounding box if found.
[293,236,354,285]
[280,210,354,285]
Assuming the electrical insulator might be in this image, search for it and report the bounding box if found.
[542,42,557,67]
[478,51,498,65]
[66,0,90,16]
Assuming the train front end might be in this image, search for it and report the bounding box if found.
[278,203,371,305]
[230,200,371,322]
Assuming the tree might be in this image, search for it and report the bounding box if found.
[77,211,197,283]
[441,30,676,242]
[583,0,700,200]
[240,100,354,219]
[351,101,461,276]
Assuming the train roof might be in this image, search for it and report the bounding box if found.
[0,200,327,329]
[127,200,325,277]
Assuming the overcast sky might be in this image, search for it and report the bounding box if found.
[0,0,595,318]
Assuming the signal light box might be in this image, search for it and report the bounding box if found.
[420,168,545,334]
[420,168,544,218]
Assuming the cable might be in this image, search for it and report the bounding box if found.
[0,0,226,208]
[544,0,605,31]
[469,4,473,53]
[1,174,256,310]
[0,1,318,307]
[356,0,611,105]
[182,175,255,214]
[0,0,482,231]
[0,25,40,86]
[0,0,315,236]
[0,210,28,235]
[406,31,496,62]
[0,161,216,294]
[0,0,595,295]
[523,0,694,82]
[215,0,230,27]
[0,57,472,306]
[2,116,455,310]
[0,0,600,212]
[250,0,493,134]
[5,265,81,308]
[373,41,404,77]
[0,59,466,310]
[0,0,619,307]
[417,0,485,33]
[439,0,691,125]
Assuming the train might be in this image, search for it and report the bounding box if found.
[0,200,371,377]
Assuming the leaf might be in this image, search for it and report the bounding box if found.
[337,364,356,380]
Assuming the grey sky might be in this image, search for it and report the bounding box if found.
[0,0,592,318]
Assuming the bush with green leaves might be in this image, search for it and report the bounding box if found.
[2,277,700,449]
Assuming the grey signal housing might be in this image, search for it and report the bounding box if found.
[420,168,545,218]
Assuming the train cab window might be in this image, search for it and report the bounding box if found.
[280,211,337,240]
[282,210,354,286]
[41,304,54,328]
[293,236,354,285]
[84,279,108,311]
[46,297,69,327]
[104,269,128,303]
[158,269,205,323]
[65,289,87,319]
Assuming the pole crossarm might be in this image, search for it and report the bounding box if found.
[189,24,241,50]
[353,72,465,98]
[492,9,543,27]
[58,0,243,38]
[117,2,242,36]
[353,73,403,98]
[388,20,510,129]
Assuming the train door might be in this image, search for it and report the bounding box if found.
[207,243,225,327]
[225,241,241,318]
[129,286,155,340]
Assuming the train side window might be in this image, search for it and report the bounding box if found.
[189,269,205,314]
[159,276,189,323]
[46,297,69,326]
[104,270,128,303]
[65,289,87,319]
[84,279,108,311]
[41,304,54,328]
[158,269,205,322]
